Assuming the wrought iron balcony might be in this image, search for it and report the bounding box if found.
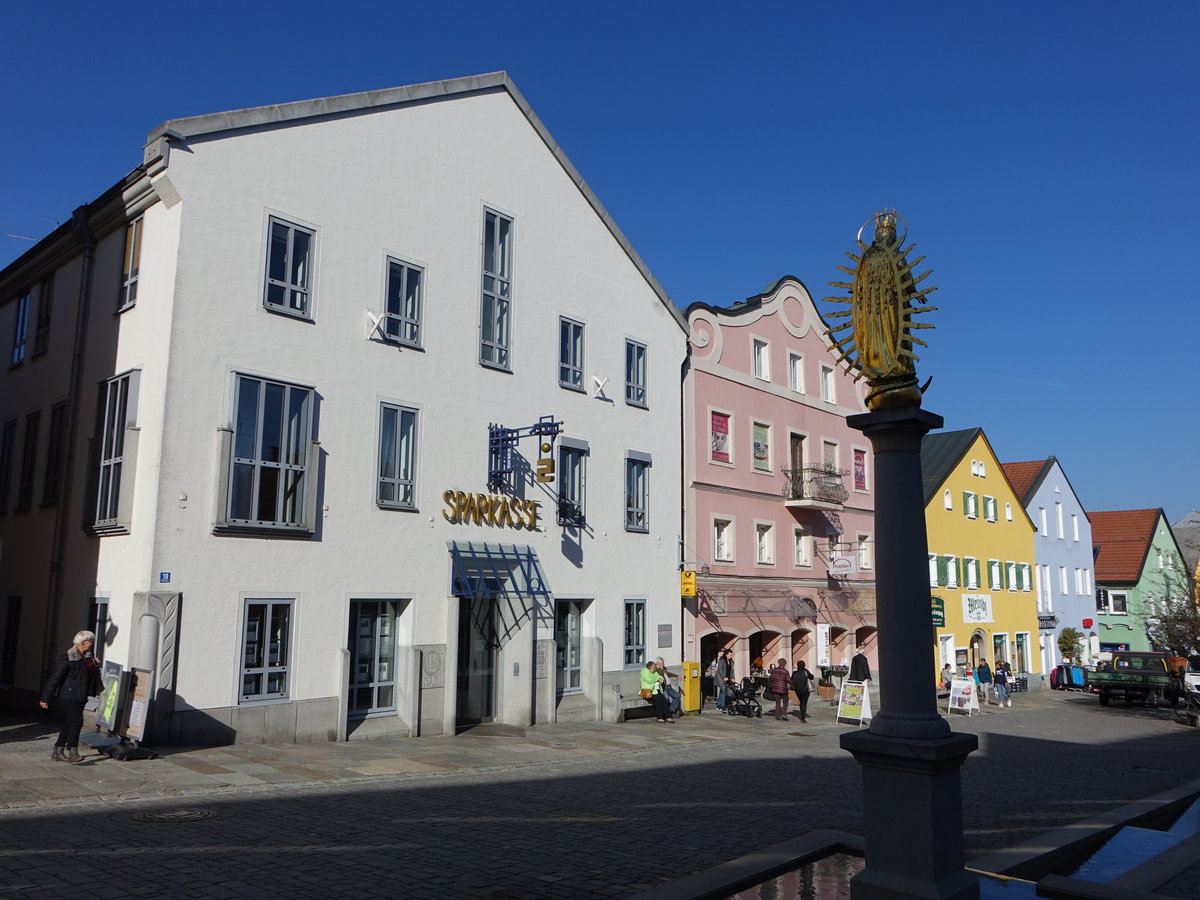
[782,465,849,509]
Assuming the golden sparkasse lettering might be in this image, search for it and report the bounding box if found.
[475,493,489,525]
[462,492,477,523]
[455,491,469,522]
[440,489,540,531]
[442,490,458,522]
[525,500,538,529]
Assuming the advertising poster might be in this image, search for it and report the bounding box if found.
[95,661,125,732]
[853,449,867,490]
[816,623,831,667]
[123,667,153,741]
[837,681,871,726]
[711,412,730,463]
[948,677,979,716]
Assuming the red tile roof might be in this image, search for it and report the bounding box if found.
[1090,509,1163,583]
[1000,460,1046,504]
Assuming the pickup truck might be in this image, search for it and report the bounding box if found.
[1084,651,1179,707]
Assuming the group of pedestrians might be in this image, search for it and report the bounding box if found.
[941,659,1015,707]
[714,649,817,723]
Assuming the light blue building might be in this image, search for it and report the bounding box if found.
[1002,457,1096,671]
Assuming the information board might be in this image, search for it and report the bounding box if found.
[122,667,153,741]
[836,680,872,726]
[95,661,126,732]
[947,677,980,716]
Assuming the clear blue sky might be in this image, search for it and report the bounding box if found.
[3,1,1197,524]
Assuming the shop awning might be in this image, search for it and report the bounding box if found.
[448,541,551,601]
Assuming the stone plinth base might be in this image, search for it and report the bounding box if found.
[841,729,980,900]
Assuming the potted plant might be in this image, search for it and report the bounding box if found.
[817,668,836,702]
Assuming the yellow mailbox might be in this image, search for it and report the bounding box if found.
[680,661,702,713]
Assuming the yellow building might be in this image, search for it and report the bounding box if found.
[921,428,1040,682]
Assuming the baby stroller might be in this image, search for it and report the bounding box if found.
[724,677,763,718]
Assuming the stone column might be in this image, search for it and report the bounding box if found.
[839,407,979,900]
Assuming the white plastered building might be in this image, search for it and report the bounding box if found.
[0,73,686,743]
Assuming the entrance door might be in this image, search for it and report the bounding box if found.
[347,600,397,719]
[555,600,583,694]
[456,594,497,728]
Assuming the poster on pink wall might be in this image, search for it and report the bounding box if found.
[711,412,730,463]
[854,449,867,490]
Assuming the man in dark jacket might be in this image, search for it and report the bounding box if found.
[715,649,732,711]
[848,647,872,683]
[791,661,814,722]
[977,660,993,704]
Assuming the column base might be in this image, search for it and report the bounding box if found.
[841,729,979,900]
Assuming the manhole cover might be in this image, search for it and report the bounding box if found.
[132,808,220,823]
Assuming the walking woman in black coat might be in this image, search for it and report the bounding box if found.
[39,630,104,762]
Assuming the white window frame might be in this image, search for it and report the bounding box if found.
[713,517,734,563]
[988,559,1001,590]
[263,215,316,319]
[1039,565,1052,611]
[240,597,294,703]
[377,402,419,510]
[788,352,804,393]
[1071,514,1079,542]
[752,338,770,381]
[984,495,997,523]
[755,521,775,566]
[1005,502,1012,522]
[964,557,979,590]
[820,364,836,403]
[857,532,872,570]
[381,255,423,348]
[559,317,585,392]
[479,207,514,370]
[963,491,978,520]
[1055,502,1064,539]
[1006,562,1017,592]
[945,554,959,588]
[625,339,648,408]
[1110,591,1128,614]
[1039,507,1047,535]
[929,553,939,587]
[1074,568,1085,595]
[119,217,143,312]
[943,490,953,510]
[796,526,814,568]
[1059,566,1069,595]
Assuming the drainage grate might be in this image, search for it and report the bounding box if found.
[132,808,220,823]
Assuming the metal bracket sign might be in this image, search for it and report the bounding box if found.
[488,416,563,491]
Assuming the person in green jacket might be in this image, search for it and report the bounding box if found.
[640,659,672,722]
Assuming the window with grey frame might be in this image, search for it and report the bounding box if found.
[15,412,39,512]
[119,218,142,311]
[94,372,135,527]
[559,317,584,391]
[241,599,292,702]
[227,375,313,529]
[10,291,30,367]
[0,420,14,514]
[479,209,512,369]
[625,339,647,407]
[33,275,53,356]
[377,402,418,509]
[263,217,314,317]
[624,456,649,532]
[558,444,586,526]
[383,256,422,347]
[623,599,646,668]
[87,597,109,660]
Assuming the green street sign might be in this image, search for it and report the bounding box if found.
[931,596,946,628]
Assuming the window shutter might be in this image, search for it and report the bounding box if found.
[962,491,969,514]
[937,556,948,586]
[954,557,962,586]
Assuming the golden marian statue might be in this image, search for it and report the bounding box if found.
[825,210,937,409]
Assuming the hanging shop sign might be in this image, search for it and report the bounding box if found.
[680,570,696,597]
[931,596,945,628]
[442,490,539,530]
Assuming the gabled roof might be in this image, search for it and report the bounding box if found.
[683,274,815,319]
[1090,508,1164,584]
[1170,511,1200,573]
[920,428,982,504]
[1000,460,1049,505]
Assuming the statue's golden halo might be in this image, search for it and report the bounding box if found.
[824,210,938,410]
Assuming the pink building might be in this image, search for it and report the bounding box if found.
[682,277,877,686]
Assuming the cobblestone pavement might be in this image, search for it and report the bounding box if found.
[1,690,1197,898]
